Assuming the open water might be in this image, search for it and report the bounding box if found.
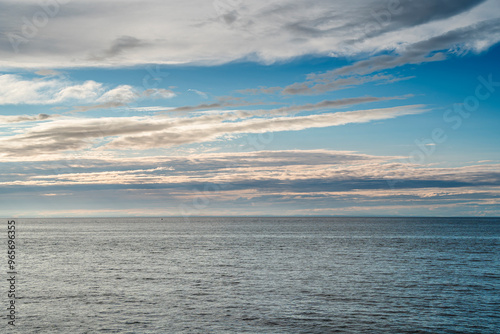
[5,217,499,333]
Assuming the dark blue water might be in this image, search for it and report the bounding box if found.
[7,217,500,333]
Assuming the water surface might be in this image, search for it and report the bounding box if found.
[9,217,500,333]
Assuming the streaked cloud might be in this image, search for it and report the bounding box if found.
[2,149,499,190]
[188,89,209,99]
[0,113,51,123]
[0,105,426,157]
[1,150,498,216]
[0,0,498,68]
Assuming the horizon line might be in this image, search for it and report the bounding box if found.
[4,216,499,219]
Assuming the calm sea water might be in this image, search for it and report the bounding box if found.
[6,217,500,333]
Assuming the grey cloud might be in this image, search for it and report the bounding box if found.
[257,95,412,115]
[356,0,487,41]
[3,149,500,194]
[281,18,500,95]
[407,17,500,55]
[284,0,485,37]
[1,148,499,216]
[166,99,263,114]
[237,86,282,95]
[169,102,225,113]
[0,113,51,123]
[71,101,128,113]
[282,74,402,95]
[323,53,446,80]
[279,0,487,47]
[88,36,146,61]
[0,150,380,176]
[169,94,407,116]
[336,19,500,78]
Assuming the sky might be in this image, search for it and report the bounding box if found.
[0,0,499,217]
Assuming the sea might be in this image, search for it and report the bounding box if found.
[5,217,500,333]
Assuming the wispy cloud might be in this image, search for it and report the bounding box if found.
[2,149,499,189]
[0,113,52,124]
[188,89,209,99]
[0,104,426,157]
[1,148,499,216]
[279,16,500,94]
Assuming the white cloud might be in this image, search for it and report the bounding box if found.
[56,80,104,102]
[142,88,176,99]
[130,106,176,112]
[0,74,104,105]
[188,89,208,99]
[107,105,427,150]
[0,0,498,68]
[0,74,175,106]
[0,105,426,157]
[96,85,136,103]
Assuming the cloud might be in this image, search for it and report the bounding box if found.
[1,1,499,217]
[280,17,500,94]
[70,101,130,113]
[130,106,175,112]
[101,105,428,150]
[188,89,208,99]
[96,85,136,103]
[167,94,409,116]
[34,69,62,77]
[239,94,413,116]
[0,0,497,68]
[88,35,146,61]
[0,105,426,157]
[71,88,176,113]
[2,149,498,216]
[0,113,51,124]
[0,75,175,110]
[165,99,262,114]
[0,74,103,105]
[350,0,488,42]
[143,88,176,99]
[1,149,499,195]
[333,18,500,77]
[237,86,288,95]
[281,73,413,95]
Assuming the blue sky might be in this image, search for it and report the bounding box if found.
[0,0,499,217]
